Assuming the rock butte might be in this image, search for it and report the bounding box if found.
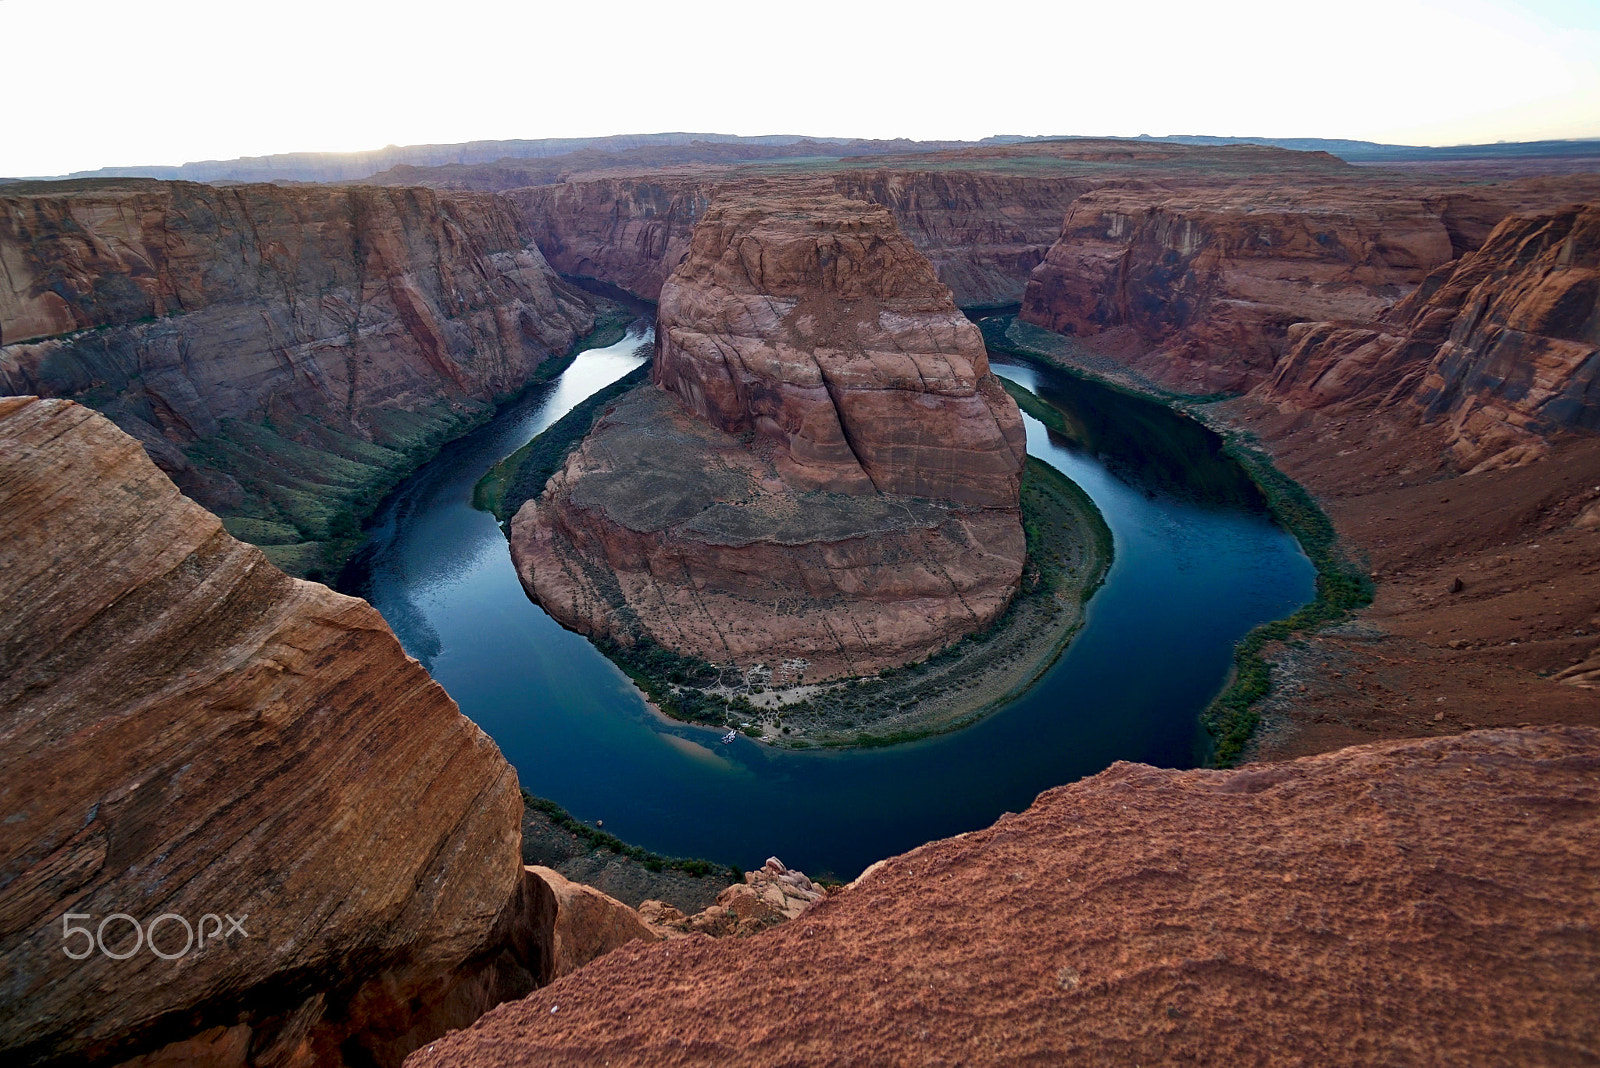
[407,727,1600,1068]
[0,398,659,1068]
[510,193,1028,680]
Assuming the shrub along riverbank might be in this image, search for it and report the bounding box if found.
[474,360,653,523]
[189,300,637,581]
[978,314,1372,766]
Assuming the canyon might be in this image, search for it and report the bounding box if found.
[509,192,1032,684]
[2,133,1599,1067]
[0,179,596,578]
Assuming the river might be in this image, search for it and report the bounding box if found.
[339,322,1314,879]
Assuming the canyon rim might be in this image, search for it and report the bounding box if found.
[3,50,1600,1068]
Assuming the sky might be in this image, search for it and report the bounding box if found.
[3,0,1598,176]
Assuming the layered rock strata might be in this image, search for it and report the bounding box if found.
[1019,183,1460,392]
[1265,201,1600,471]
[1016,175,1600,394]
[0,180,594,574]
[408,726,1600,1068]
[652,191,1026,505]
[511,194,1027,681]
[511,170,1091,308]
[0,398,562,1067]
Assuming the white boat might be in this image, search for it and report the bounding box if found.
[720,729,738,744]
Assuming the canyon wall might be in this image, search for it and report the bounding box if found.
[507,170,1091,308]
[507,177,711,302]
[511,193,1028,680]
[1264,201,1599,471]
[1018,182,1459,392]
[408,725,1600,1067]
[0,398,534,1067]
[0,180,594,575]
[1016,176,1600,396]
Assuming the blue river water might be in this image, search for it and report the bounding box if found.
[340,323,1314,879]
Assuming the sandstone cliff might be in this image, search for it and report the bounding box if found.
[1265,201,1600,471]
[0,180,594,575]
[0,399,665,1067]
[1016,175,1600,395]
[406,726,1600,1067]
[508,177,711,301]
[508,170,1091,309]
[510,193,1027,682]
[0,397,531,1065]
[1019,182,1459,392]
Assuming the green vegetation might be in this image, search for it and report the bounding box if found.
[979,313,1372,767]
[521,789,740,882]
[190,400,492,581]
[570,454,1111,747]
[474,363,653,522]
[1201,440,1373,765]
[185,301,637,581]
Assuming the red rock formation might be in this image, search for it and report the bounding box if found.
[0,179,594,572]
[827,171,1092,308]
[509,170,1090,309]
[510,193,1027,680]
[507,177,711,301]
[1019,182,1460,392]
[406,726,1600,1068]
[1264,202,1600,471]
[654,192,1026,505]
[639,857,825,939]
[522,867,658,984]
[0,397,535,1068]
[511,389,1025,680]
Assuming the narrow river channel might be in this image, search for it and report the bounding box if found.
[340,322,1314,879]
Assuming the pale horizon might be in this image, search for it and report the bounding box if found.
[5,0,1600,177]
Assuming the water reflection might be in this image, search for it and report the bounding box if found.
[340,334,1314,878]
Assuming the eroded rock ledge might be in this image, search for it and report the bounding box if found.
[511,193,1028,682]
[0,398,621,1068]
[1264,201,1600,472]
[407,726,1600,1068]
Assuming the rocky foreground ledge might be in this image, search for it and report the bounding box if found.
[0,398,700,1068]
[408,726,1600,1067]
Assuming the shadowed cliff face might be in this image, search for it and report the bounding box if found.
[0,180,595,575]
[1267,202,1600,472]
[510,193,1028,681]
[508,171,1092,309]
[406,726,1600,1068]
[0,398,533,1067]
